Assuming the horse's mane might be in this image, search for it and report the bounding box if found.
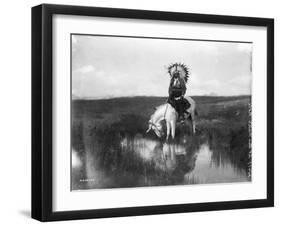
[154,104,166,110]
[154,103,169,111]
[153,103,176,116]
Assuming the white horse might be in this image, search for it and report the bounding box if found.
[146,96,197,140]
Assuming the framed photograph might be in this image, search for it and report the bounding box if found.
[32,4,274,221]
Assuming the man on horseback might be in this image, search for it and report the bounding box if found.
[146,63,196,139]
[167,63,190,123]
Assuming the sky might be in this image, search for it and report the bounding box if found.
[72,35,252,99]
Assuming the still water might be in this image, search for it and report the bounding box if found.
[72,134,250,190]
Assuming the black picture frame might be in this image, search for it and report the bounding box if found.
[32,4,274,222]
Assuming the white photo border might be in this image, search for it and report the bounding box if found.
[53,14,267,212]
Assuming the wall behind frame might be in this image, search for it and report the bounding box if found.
[0,0,278,225]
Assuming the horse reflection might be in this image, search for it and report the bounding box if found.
[120,136,198,175]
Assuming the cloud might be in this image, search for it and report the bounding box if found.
[73,66,168,98]
[74,65,95,74]
[237,43,252,52]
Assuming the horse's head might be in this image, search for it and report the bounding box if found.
[146,119,164,138]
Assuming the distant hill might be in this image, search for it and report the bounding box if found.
[72,95,251,104]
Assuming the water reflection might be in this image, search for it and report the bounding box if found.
[184,144,248,184]
[72,133,250,190]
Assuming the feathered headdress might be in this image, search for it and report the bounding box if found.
[167,63,190,83]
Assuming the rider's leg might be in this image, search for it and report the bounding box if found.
[178,99,185,122]
[190,112,196,134]
[182,98,191,117]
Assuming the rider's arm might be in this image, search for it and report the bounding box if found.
[180,77,187,96]
[168,78,174,96]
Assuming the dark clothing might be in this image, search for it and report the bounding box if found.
[169,77,186,98]
[168,96,190,116]
[168,76,190,120]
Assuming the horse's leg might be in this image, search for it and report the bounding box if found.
[146,124,152,133]
[171,120,176,139]
[191,113,196,134]
[166,121,171,140]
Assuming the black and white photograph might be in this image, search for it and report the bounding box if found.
[29,2,274,222]
[71,34,252,190]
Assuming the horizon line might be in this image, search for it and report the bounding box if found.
[72,94,251,100]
